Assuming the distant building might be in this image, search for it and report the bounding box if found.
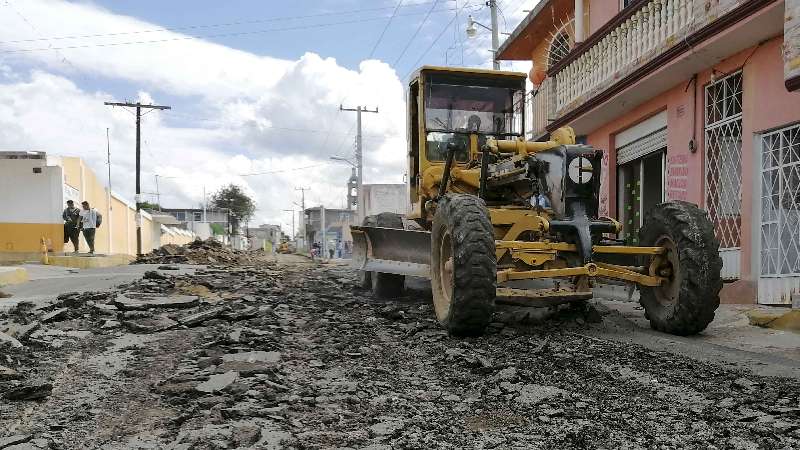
[247,224,283,252]
[304,207,355,256]
[160,207,230,239]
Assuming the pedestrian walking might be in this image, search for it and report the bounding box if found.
[79,201,102,255]
[62,200,80,253]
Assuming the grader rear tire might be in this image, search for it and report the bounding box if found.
[639,201,723,335]
[431,194,496,336]
[370,213,406,299]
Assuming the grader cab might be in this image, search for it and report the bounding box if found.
[352,66,723,336]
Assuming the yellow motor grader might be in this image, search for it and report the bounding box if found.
[352,66,722,336]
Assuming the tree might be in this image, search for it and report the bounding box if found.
[139,201,161,211]
[209,223,225,236]
[210,184,256,235]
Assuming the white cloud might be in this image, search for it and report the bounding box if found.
[0,0,408,229]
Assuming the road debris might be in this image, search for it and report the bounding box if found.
[0,250,798,448]
[135,238,254,265]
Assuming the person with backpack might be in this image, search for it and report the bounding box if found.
[79,200,102,255]
[62,200,81,253]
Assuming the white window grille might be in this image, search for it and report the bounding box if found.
[760,123,800,276]
[547,19,574,68]
[705,71,743,249]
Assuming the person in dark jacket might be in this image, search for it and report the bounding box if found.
[62,200,80,253]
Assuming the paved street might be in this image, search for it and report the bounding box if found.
[1,253,798,449]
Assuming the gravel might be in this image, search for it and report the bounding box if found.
[0,252,798,449]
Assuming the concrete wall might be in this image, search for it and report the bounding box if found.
[364,184,408,217]
[1,154,194,258]
[586,37,800,304]
[0,156,65,253]
[588,0,618,36]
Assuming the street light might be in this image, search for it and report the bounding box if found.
[329,156,356,167]
[466,15,490,38]
[464,1,500,70]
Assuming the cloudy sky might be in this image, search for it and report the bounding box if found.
[0,0,533,232]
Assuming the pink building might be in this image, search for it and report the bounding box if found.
[498,0,800,305]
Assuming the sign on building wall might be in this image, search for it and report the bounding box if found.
[666,154,689,201]
[787,0,800,91]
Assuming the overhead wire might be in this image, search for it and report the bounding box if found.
[402,0,474,80]
[0,0,445,46]
[0,7,459,54]
[367,0,404,59]
[393,0,440,66]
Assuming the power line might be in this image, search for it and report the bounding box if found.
[0,1,447,46]
[393,0,440,66]
[368,0,404,59]
[3,0,78,71]
[0,7,458,54]
[403,1,472,79]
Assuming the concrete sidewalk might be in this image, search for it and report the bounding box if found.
[595,298,800,378]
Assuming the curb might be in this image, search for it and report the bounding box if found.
[0,267,28,287]
[47,254,135,269]
[746,309,800,334]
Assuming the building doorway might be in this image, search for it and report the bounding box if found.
[758,123,800,304]
[615,126,667,244]
[617,150,666,244]
[705,70,743,280]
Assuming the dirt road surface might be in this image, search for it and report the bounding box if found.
[1,253,799,449]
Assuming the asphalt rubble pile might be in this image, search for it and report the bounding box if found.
[135,238,255,265]
[1,252,799,448]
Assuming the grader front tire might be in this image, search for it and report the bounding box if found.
[639,201,723,336]
[430,194,496,336]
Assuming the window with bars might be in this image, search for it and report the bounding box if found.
[760,123,800,276]
[705,71,743,249]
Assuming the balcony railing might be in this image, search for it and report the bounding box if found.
[545,0,759,125]
[526,77,555,140]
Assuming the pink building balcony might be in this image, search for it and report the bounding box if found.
[513,0,784,140]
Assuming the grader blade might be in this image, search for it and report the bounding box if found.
[351,226,431,278]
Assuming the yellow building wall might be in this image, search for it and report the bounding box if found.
[111,196,130,255]
[0,223,63,253]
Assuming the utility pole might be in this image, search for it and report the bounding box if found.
[339,105,378,222]
[154,175,161,211]
[321,205,327,260]
[283,209,296,241]
[295,187,310,251]
[106,127,113,254]
[104,101,171,256]
[489,0,500,70]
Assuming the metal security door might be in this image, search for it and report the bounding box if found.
[759,123,800,304]
[705,71,743,280]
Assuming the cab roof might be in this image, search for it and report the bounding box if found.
[409,65,527,85]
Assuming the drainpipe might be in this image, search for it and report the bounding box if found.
[574,0,585,43]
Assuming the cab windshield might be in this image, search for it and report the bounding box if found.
[424,74,524,161]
